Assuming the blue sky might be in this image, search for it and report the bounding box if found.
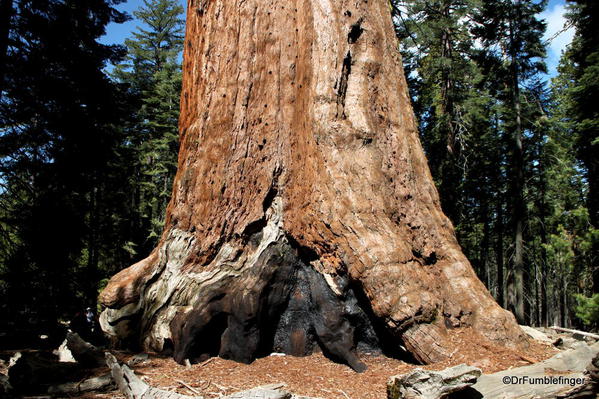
[100,0,186,46]
[102,0,573,77]
[542,0,575,76]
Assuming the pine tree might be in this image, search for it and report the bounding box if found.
[0,0,13,93]
[115,0,184,255]
[472,0,547,324]
[393,0,484,226]
[563,0,599,292]
[0,0,131,324]
[542,0,599,327]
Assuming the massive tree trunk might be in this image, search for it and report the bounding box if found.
[99,0,529,372]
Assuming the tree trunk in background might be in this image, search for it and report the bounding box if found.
[506,1,526,324]
[99,0,528,371]
[496,201,505,308]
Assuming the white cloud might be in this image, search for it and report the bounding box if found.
[540,3,575,76]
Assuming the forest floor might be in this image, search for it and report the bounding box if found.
[79,327,557,399]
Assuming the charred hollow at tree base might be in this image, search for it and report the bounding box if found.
[100,0,530,372]
[172,238,379,372]
[100,199,400,372]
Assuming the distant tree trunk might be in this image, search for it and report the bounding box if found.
[506,0,526,324]
[496,201,505,307]
[481,197,491,288]
[99,0,528,371]
[533,262,539,326]
[86,181,99,305]
[539,174,548,327]
[437,1,462,228]
[558,275,568,327]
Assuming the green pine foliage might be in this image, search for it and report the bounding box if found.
[394,0,597,328]
[393,0,484,226]
[0,0,185,330]
[0,0,133,324]
[558,0,599,327]
[575,293,599,327]
[114,0,184,255]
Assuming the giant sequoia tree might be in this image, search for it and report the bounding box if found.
[99,0,529,371]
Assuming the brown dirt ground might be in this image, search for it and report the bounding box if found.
[77,327,557,399]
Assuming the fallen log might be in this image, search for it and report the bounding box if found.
[557,352,599,399]
[106,352,197,399]
[470,342,599,398]
[550,327,599,341]
[387,364,481,399]
[105,353,321,399]
[47,374,114,395]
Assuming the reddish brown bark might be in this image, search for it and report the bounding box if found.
[99,0,529,371]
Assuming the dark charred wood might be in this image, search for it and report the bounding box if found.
[170,241,373,372]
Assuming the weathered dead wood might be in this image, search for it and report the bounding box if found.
[198,357,215,368]
[556,352,599,399]
[52,339,76,362]
[470,342,599,398]
[387,364,481,399]
[175,379,201,395]
[520,325,556,345]
[47,374,114,395]
[66,331,105,368]
[127,353,150,367]
[550,327,599,340]
[106,352,198,399]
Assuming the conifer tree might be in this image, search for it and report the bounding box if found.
[0,0,131,323]
[563,0,599,292]
[472,0,546,324]
[393,0,484,226]
[114,0,184,254]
